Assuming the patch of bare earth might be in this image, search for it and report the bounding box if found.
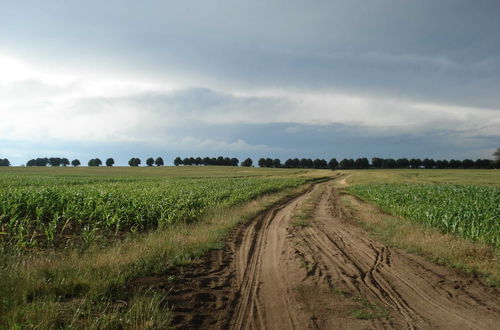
[166,179,500,329]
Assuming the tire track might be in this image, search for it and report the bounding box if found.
[168,179,500,330]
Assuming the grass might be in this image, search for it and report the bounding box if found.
[351,295,388,320]
[291,184,326,228]
[341,194,500,286]
[341,169,500,187]
[0,166,330,328]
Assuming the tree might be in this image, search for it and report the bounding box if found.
[27,159,36,167]
[241,158,253,167]
[88,158,102,167]
[396,158,410,169]
[61,158,70,166]
[48,157,62,167]
[328,158,338,170]
[0,158,10,166]
[258,158,266,167]
[155,157,164,166]
[106,158,115,167]
[128,158,141,167]
[409,158,422,169]
[494,148,500,161]
[462,159,474,169]
[449,159,461,169]
[146,157,155,167]
[382,158,396,169]
[173,157,182,166]
[355,158,369,169]
[422,158,435,169]
[272,158,281,168]
[371,157,383,169]
[230,158,239,167]
[339,158,351,169]
[71,159,81,167]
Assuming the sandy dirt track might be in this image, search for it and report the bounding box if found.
[168,179,500,329]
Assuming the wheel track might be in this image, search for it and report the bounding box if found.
[168,178,500,330]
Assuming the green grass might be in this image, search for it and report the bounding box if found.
[342,169,500,187]
[351,295,388,320]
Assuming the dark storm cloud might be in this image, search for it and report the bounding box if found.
[1,0,499,108]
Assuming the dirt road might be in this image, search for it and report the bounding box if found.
[168,179,500,329]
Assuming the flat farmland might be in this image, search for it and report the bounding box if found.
[1,167,498,329]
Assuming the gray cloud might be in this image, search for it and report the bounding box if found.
[1,1,499,108]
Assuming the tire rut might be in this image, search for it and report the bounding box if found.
[168,179,500,330]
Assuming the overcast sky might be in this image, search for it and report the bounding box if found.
[1,0,499,165]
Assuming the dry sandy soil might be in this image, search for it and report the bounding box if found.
[167,178,500,329]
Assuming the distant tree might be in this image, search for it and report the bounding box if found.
[272,158,281,168]
[106,158,115,167]
[230,158,239,167]
[339,158,350,169]
[449,159,461,169]
[475,159,493,169]
[396,158,410,169]
[494,148,500,161]
[462,159,474,169]
[146,157,155,167]
[195,157,202,166]
[61,158,70,166]
[71,159,81,167]
[173,157,182,166]
[88,158,102,167]
[35,158,49,166]
[422,158,435,169]
[128,158,141,167]
[258,158,266,167]
[328,158,338,170]
[371,157,383,169]
[284,159,294,168]
[27,159,36,167]
[382,158,396,169]
[155,157,164,166]
[241,158,253,167]
[48,157,62,167]
[0,158,10,166]
[409,158,422,169]
[355,158,369,169]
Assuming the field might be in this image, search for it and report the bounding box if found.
[348,184,499,247]
[0,167,498,328]
[0,166,330,328]
[0,174,308,249]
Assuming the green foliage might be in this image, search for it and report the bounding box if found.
[0,175,304,248]
[348,183,500,247]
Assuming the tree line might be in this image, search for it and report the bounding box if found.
[2,148,498,168]
[176,156,500,169]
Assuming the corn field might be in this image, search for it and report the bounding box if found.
[348,183,500,247]
[0,176,304,248]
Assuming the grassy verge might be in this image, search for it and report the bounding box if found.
[341,193,499,286]
[0,183,312,329]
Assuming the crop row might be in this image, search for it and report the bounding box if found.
[0,177,305,248]
[347,183,499,247]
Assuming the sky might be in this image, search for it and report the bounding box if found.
[1,0,499,165]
